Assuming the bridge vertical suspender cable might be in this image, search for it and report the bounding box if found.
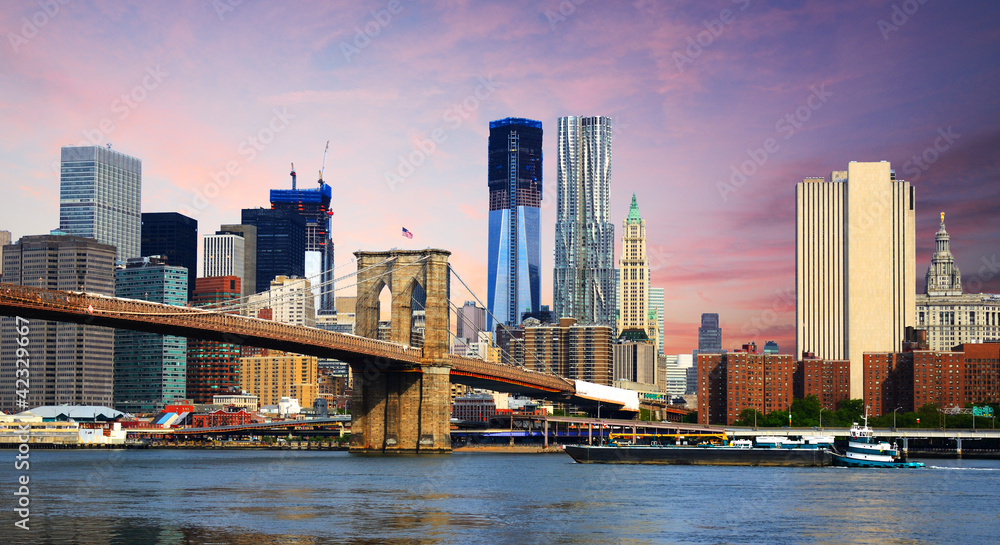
[448,265,551,373]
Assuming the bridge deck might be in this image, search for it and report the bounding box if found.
[0,283,574,397]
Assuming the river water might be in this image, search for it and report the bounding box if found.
[3,449,998,544]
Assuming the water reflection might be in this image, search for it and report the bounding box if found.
[10,450,1000,545]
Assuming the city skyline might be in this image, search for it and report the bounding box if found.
[3,2,1000,356]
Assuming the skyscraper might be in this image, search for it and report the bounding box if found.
[219,224,257,299]
[553,115,615,327]
[698,313,722,354]
[796,161,915,397]
[141,212,198,301]
[204,231,245,280]
[59,145,142,261]
[187,276,243,404]
[0,230,10,282]
[649,287,665,355]
[114,256,188,412]
[270,165,335,315]
[618,194,651,340]
[241,208,306,294]
[455,300,487,356]
[0,234,116,412]
[487,118,543,330]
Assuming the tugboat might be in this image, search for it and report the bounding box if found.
[830,409,924,468]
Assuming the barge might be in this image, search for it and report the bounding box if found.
[564,437,834,466]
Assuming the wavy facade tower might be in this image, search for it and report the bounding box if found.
[795,161,915,397]
[553,116,615,327]
[487,118,542,330]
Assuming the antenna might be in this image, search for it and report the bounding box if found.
[319,140,329,186]
[290,162,296,190]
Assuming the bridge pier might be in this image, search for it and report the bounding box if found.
[349,363,451,453]
[350,249,453,454]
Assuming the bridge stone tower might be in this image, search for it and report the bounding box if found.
[351,249,452,453]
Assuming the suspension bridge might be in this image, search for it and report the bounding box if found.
[0,248,638,453]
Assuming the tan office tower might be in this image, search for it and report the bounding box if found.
[795,161,915,398]
[618,193,652,340]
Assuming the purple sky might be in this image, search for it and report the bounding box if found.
[2,0,999,355]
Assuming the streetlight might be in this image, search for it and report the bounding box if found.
[819,407,824,430]
[893,407,902,430]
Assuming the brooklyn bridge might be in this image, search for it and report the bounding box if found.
[0,248,638,453]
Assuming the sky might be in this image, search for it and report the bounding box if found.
[2,0,999,356]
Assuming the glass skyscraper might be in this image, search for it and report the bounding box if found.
[553,116,615,327]
[114,256,188,413]
[698,313,723,353]
[241,208,306,294]
[270,166,335,315]
[59,145,142,261]
[649,287,665,355]
[141,212,198,301]
[487,118,543,330]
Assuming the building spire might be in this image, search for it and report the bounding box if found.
[926,211,961,296]
[626,192,642,224]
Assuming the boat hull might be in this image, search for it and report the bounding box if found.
[830,453,924,468]
[564,445,831,466]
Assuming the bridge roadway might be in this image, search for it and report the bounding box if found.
[726,427,1000,440]
[0,283,577,400]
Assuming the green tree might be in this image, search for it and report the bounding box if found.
[834,399,865,426]
[916,403,940,428]
[733,408,764,427]
[790,395,822,427]
[762,410,789,428]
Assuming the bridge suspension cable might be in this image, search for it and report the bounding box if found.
[201,255,367,311]
[447,265,550,373]
[205,255,398,313]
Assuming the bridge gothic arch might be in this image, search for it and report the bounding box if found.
[352,249,452,452]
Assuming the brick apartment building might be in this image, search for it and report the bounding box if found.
[699,344,853,426]
[863,343,999,415]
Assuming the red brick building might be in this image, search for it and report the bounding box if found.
[697,353,727,425]
[862,344,998,415]
[186,276,243,403]
[862,352,914,416]
[957,342,1000,405]
[912,350,965,410]
[795,358,850,411]
[698,349,794,425]
[192,408,252,428]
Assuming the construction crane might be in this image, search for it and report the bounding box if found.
[318,140,329,186]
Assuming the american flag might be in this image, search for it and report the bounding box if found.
[402,227,413,239]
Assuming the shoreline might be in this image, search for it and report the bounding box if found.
[453,445,565,454]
